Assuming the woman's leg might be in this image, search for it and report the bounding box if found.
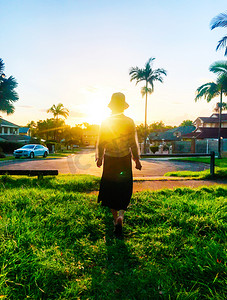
[111,209,118,224]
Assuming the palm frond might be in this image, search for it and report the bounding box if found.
[215,36,227,55]
[141,86,153,97]
[195,82,220,102]
[145,57,155,68]
[0,58,5,74]
[210,12,227,30]
[209,60,227,75]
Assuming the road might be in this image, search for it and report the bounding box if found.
[0,149,210,177]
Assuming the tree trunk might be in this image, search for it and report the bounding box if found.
[144,81,148,153]
[218,88,223,158]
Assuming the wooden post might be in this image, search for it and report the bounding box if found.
[210,151,215,177]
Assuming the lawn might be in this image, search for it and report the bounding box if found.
[0,175,226,299]
[166,157,227,179]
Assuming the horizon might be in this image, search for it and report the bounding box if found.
[0,0,227,127]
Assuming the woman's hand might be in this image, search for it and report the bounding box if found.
[135,159,142,170]
[96,158,103,168]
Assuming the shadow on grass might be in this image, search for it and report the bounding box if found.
[88,209,161,299]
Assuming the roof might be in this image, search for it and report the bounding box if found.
[195,114,227,124]
[0,135,31,142]
[19,127,30,134]
[149,126,196,141]
[183,127,227,139]
[0,118,20,128]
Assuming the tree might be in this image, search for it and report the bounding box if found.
[210,12,227,56]
[47,103,69,142]
[47,103,69,119]
[0,58,19,114]
[180,120,193,126]
[195,61,227,158]
[136,121,174,143]
[129,57,167,152]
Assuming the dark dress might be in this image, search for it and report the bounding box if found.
[98,153,132,210]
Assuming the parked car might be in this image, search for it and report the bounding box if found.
[13,144,49,158]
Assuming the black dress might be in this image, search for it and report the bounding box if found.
[98,153,132,210]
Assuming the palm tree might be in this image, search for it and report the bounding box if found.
[195,61,227,158]
[0,58,19,114]
[129,57,167,153]
[47,103,69,142]
[47,103,69,119]
[210,12,227,56]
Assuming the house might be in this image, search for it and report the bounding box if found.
[0,118,20,136]
[182,113,227,154]
[82,129,98,146]
[0,118,31,143]
[149,126,196,142]
[19,127,30,136]
[193,113,227,128]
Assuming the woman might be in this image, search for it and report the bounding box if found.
[96,92,142,236]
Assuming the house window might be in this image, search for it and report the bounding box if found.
[10,128,14,134]
[4,127,8,134]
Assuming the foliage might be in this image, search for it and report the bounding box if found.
[180,119,193,126]
[129,58,167,147]
[210,12,227,56]
[136,122,174,143]
[47,103,69,119]
[129,57,167,88]
[196,61,227,103]
[150,145,159,153]
[0,141,24,154]
[0,58,19,114]
[141,86,152,97]
[0,176,226,299]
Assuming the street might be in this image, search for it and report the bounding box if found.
[0,149,209,177]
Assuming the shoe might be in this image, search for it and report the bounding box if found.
[114,217,123,237]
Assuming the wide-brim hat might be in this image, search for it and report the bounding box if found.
[108,92,129,110]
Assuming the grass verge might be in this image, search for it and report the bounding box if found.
[170,157,227,168]
[165,167,227,179]
[0,175,226,299]
[166,157,227,179]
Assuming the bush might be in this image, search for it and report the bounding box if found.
[150,146,159,154]
[0,141,24,154]
[0,153,6,158]
[163,144,169,151]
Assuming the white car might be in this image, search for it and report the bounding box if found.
[13,144,49,159]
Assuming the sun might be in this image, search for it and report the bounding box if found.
[85,103,110,124]
[81,87,112,124]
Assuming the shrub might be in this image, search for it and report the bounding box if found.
[0,141,24,154]
[150,146,159,154]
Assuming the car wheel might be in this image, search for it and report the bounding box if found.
[43,151,47,158]
[30,152,34,159]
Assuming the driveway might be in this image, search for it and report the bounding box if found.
[0,149,210,177]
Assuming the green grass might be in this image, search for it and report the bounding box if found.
[165,167,227,179]
[0,175,226,299]
[170,157,227,168]
[166,157,227,179]
[0,156,15,161]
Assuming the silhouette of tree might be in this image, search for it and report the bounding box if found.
[129,58,167,152]
[210,12,227,56]
[0,58,19,114]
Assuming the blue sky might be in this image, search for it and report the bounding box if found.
[0,0,226,126]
